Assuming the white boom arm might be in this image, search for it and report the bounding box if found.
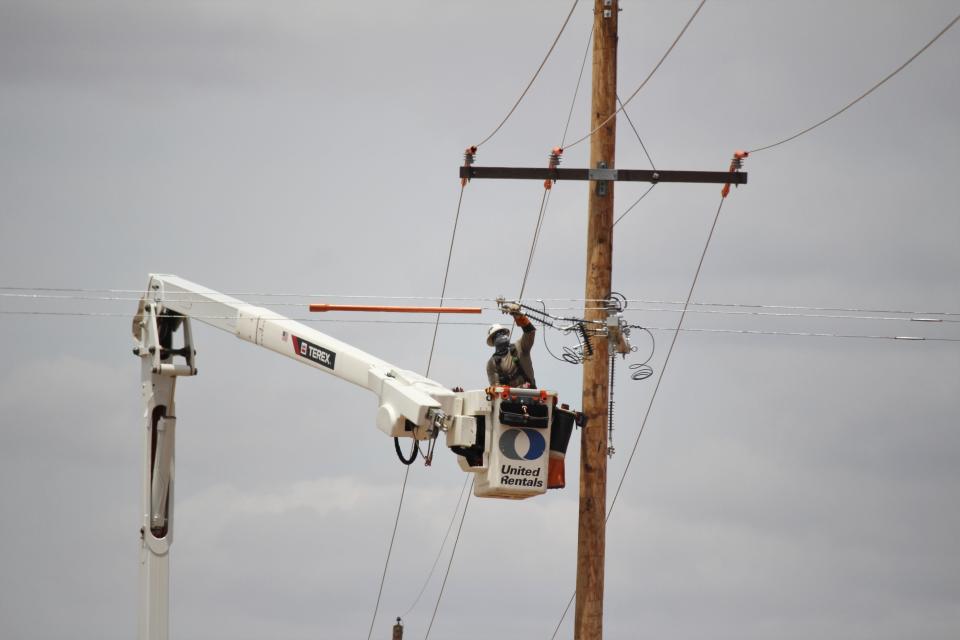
[132,274,576,640]
[140,274,457,435]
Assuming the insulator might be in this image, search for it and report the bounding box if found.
[576,323,594,358]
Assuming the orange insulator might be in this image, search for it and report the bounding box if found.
[544,146,564,190]
[721,150,749,198]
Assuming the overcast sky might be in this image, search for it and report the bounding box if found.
[1,1,958,639]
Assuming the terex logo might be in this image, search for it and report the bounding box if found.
[498,428,546,461]
[291,335,336,370]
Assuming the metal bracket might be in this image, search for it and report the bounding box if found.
[595,161,611,196]
[133,301,197,377]
[588,167,618,181]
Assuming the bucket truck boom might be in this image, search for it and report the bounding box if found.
[132,274,578,640]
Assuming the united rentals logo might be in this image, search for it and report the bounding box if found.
[499,428,546,461]
[291,335,336,370]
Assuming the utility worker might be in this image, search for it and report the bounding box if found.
[486,306,537,388]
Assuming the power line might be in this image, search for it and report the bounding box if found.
[424,478,474,640]
[3,310,958,342]
[423,22,592,629]
[366,184,468,639]
[564,0,708,150]
[750,11,960,153]
[400,475,472,619]
[622,299,960,318]
[612,183,657,226]
[560,28,595,148]
[474,0,581,149]
[617,93,656,170]
[642,325,960,342]
[425,186,467,374]
[623,307,960,324]
[0,287,501,302]
[517,17,593,303]
[5,288,958,319]
[366,466,410,640]
[551,194,728,639]
[7,298,956,324]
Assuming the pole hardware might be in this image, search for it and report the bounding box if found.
[594,161,612,196]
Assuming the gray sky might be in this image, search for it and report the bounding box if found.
[1,1,958,638]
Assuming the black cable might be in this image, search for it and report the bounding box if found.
[518,189,552,303]
[400,475,472,618]
[627,326,656,381]
[540,301,575,364]
[617,94,656,170]
[613,183,657,227]
[750,11,960,153]
[515,18,593,309]
[564,0,708,150]
[367,185,467,639]
[424,479,474,640]
[474,0,581,148]
[394,437,418,465]
[426,185,466,374]
[367,464,411,640]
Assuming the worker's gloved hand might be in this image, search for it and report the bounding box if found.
[500,302,521,315]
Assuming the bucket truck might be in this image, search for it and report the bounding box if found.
[132,274,579,640]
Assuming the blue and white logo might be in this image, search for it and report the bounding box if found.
[498,428,546,461]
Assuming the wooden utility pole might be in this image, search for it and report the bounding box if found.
[575,2,617,639]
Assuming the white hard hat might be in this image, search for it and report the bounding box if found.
[486,323,509,346]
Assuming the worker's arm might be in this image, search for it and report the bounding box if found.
[514,312,536,355]
[486,358,498,385]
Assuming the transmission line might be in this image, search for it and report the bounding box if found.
[564,0,708,150]
[750,11,960,153]
[474,0,581,149]
[366,184,469,640]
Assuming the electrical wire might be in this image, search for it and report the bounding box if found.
[517,18,593,304]
[624,306,960,324]
[424,478,474,640]
[564,0,708,150]
[5,310,958,342]
[399,475,472,619]
[519,189,553,302]
[750,11,960,154]
[640,325,960,342]
[474,0,581,149]
[426,186,466,374]
[550,195,730,639]
[366,184,468,640]
[366,466,411,640]
[561,28,595,147]
[8,292,957,325]
[617,94,656,170]
[5,288,958,319]
[612,183,657,226]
